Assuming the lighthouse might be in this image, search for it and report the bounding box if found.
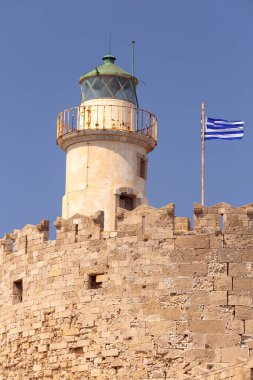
[57,54,158,231]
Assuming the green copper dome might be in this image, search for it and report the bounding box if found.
[79,55,138,84]
[79,55,139,105]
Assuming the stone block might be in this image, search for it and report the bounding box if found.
[33,364,42,371]
[178,263,207,276]
[96,274,108,282]
[217,249,241,263]
[245,320,253,334]
[228,294,252,307]
[191,333,205,349]
[233,278,253,291]
[209,291,227,305]
[172,277,193,290]
[205,333,241,348]
[174,217,190,232]
[214,277,232,291]
[240,249,253,262]
[77,364,89,371]
[188,320,225,333]
[210,235,223,248]
[226,319,245,334]
[160,307,182,320]
[146,321,176,335]
[175,235,209,249]
[50,342,68,350]
[38,345,47,352]
[184,348,216,362]
[63,327,79,336]
[170,248,214,263]
[235,306,253,319]
[85,351,97,358]
[221,347,249,362]
[48,269,62,277]
[189,291,210,306]
[229,263,251,277]
[185,306,202,320]
[101,349,119,357]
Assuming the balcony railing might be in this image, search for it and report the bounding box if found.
[57,104,158,143]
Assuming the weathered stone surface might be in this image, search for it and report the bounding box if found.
[0,203,253,379]
[175,235,210,249]
[221,347,249,362]
[233,278,253,291]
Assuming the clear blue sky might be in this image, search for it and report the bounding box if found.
[0,0,252,236]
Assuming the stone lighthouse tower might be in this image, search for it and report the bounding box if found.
[57,54,158,230]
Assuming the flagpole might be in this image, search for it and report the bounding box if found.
[201,102,205,205]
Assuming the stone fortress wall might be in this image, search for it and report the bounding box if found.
[1,202,253,379]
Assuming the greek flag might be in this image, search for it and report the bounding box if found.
[204,118,244,140]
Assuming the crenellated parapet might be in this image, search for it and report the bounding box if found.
[1,202,253,263]
[116,203,175,237]
[194,202,253,233]
[54,211,104,243]
[1,202,253,266]
[0,220,49,260]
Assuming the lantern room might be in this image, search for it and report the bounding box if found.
[79,55,138,105]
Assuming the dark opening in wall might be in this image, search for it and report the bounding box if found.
[140,158,146,179]
[137,155,147,179]
[220,214,224,231]
[69,347,83,357]
[13,279,23,304]
[119,195,134,211]
[75,223,79,242]
[89,274,104,289]
[251,368,253,380]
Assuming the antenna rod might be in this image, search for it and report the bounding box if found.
[108,32,112,55]
[132,41,135,77]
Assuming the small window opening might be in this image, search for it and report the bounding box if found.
[119,195,134,211]
[70,347,83,357]
[13,279,23,304]
[89,274,104,289]
[137,156,147,179]
[251,369,253,380]
[140,159,146,179]
[220,214,224,231]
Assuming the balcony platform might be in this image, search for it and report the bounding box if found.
[57,104,158,153]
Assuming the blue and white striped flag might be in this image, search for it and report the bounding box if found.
[204,118,244,140]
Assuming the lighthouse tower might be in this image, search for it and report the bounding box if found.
[57,54,158,231]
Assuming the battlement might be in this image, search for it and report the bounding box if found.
[1,203,253,379]
[2,202,253,252]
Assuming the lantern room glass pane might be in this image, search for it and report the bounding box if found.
[81,75,137,105]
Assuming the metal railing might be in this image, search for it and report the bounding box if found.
[57,104,158,142]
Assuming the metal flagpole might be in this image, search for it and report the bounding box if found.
[201,101,205,205]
